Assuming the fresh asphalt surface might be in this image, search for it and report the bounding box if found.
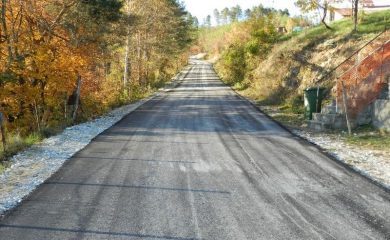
[0,60,389,240]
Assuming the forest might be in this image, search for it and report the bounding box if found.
[0,0,196,155]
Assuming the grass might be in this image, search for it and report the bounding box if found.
[261,104,390,152]
[277,11,390,44]
[294,10,390,43]
[271,113,306,128]
[208,10,390,154]
[0,127,63,174]
[245,10,390,105]
[260,104,306,129]
[0,133,43,161]
[344,125,390,152]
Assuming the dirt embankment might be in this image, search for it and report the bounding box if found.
[242,31,386,103]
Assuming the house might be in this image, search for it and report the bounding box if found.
[326,0,390,23]
[277,26,288,34]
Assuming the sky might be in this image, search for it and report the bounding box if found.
[182,0,302,24]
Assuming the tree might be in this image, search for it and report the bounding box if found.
[205,15,211,27]
[123,0,132,94]
[244,9,252,19]
[248,4,275,19]
[280,8,290,16]
[229,5,242,22]
[213,9,220,26]
[0,0,195,135]
[295,0,335,29]
[221,7,230,24]
[192,16,199,27]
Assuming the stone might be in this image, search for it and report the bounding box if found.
[373,99,390,131]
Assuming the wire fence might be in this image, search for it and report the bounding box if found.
[335,39,390,118]
[318,28,390,119]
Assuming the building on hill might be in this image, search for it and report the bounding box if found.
[326,0,390,23]
[277,26,288,34]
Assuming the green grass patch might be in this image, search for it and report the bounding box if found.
[345,134,390,151]
[260,104,306,128]
[294,10,390,43]
[0,133,43,163]
[271,112,305,128]
[262,105,390,152]
[264,105,390,152]
[344,125,390,151]
[0,126,63,165]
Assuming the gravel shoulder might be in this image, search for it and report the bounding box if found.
[258,105,390,189]
[0,68,190,216]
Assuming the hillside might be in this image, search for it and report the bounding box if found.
[199,10,390,107]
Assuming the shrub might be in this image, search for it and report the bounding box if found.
[218,43,247,85]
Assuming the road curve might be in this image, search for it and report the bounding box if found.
[0,60,389,240]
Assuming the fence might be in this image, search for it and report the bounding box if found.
[317,28,390,119]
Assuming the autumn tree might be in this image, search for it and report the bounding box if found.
[0,0,195,135]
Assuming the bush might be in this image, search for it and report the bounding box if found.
[218,43,247,85]
[289,94,304,114]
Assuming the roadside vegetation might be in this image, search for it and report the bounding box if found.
[260,105,390,152]
[195,4,390,151]
[198,8,389,105]
[0,0,197,169]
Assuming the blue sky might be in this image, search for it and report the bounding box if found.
[182,0,301,23]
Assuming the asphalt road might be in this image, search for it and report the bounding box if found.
[0,60,389,240]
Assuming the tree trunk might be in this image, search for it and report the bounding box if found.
[33,100,41,132]
[123,35,131,93]
[143,46,149,82]
[353,0,359,32]
[123,0,131,94]
[64,92,68,121]
[321,4,333,30]
[137,32,142,85]
[39,79,47,127]
[72,74,81,124]
[0,113,7,151]
[1,0,13,66]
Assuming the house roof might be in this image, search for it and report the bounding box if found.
[365,4,390,8]
[330,0,388,8]
[331,0,390,15]
[361,0,374,7]
[334,8,352,16]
